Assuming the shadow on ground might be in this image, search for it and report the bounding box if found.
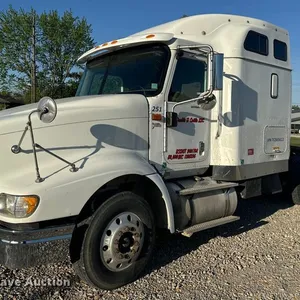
[24,194,293,299]
[145,193,293,275]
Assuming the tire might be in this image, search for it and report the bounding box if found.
[73,191,155,290]
[291,185,300,205]
[283,153,300,205]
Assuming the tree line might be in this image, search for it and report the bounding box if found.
[0,6,95,106]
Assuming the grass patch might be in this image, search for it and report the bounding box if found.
[291,136,300,147]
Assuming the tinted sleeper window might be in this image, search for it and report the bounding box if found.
[244,31,269,56]
[274,39,287,61]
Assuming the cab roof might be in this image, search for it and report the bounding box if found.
[77,14,290,67]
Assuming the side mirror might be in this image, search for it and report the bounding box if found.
[213,53,224,91]
[166,112,178,127]
[37,97,57,123]
[199,94,217,111]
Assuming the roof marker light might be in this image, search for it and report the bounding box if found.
[102,42,108,47]
[111,40,118,44]
[146,34,155,39]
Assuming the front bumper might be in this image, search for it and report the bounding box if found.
[0,223,75,269]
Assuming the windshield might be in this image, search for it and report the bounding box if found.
[76,44,170,97]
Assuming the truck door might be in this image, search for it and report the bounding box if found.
[164,52,210,175]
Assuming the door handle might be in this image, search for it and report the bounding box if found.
[199,142,205,155]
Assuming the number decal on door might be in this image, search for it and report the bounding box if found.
[152,106,162,112]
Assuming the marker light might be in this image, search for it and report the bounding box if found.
[152,114,162,121]
[146,34,155,39]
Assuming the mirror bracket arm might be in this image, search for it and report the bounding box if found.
[35,143,78,173]
[171,97,199,112]
[11,98,78,183]
[27,115,44,183]
[11,109,42,155]
[12,109,44,182]
[177,44,214,92]
[171,91,214,113]
[171,44,216,113]
[11,125,29,154]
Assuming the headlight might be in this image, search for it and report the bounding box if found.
[0,193,39,218]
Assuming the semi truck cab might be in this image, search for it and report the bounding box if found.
[0,14,295,290]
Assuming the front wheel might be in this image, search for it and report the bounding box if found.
[73,191,155,290]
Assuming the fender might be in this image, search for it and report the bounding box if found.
[146,173,175,233]
[0,152,174,230]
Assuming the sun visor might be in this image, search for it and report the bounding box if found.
[77,33,174,64]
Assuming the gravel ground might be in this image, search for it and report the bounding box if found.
[1,194,300,300]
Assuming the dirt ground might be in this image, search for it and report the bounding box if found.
[1,194,300,300]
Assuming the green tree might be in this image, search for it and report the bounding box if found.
[292,105,300,110]
[0,6,94,102]
[38,10,94,99]
[0,6,33,93]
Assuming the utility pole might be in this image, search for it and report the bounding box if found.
[31,11,36,103]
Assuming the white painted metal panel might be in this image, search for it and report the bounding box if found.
[264,125,287,154]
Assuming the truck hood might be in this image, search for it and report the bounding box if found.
[0,94,149,135]
[0,94,149,193]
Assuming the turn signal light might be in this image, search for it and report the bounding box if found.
[152,114,162,121]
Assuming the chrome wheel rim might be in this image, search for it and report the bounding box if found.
[100,212,145,272]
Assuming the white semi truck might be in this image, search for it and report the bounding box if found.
[0,14,298,290]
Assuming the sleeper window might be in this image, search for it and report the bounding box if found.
[244,30,269,56]
[274,40,287,61]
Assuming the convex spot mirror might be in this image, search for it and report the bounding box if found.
[38,97,57,123]
[199,94,217,111]
[213,53,224,91]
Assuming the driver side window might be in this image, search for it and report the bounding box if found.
[168,56,206,102]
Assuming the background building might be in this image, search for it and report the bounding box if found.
[292,109,300,133]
